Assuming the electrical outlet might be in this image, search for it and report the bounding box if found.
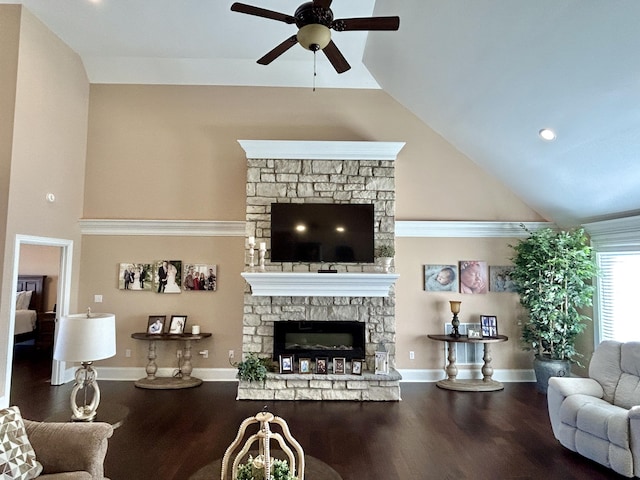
[200,350,209,359]
[409,351,415,360]
[176,349,183,358]
[228,350,234,359]
[94,294,103,303]
[125,349,131,358]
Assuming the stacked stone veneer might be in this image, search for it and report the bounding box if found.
[239,154,401,401]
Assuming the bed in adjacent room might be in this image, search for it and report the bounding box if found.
[14,275,47,343]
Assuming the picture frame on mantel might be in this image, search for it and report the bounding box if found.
[315,357,328,374]
[333,357,346,375]
[279,354,293,374]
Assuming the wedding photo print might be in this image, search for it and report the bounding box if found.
[119,263,152,291]
[182,264,217,291]
[154,260,182,294]
[424,264,458,292]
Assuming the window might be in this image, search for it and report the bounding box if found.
[596,252,640,343]
[586,215,640,345]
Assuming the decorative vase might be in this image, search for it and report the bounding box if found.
[380,257,393,273]
[533,355,570,394]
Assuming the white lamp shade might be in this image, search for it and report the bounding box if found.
[53,313,116,362]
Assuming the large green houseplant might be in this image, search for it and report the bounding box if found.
[510,226,597,392]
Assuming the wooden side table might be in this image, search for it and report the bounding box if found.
[427,334,508,392]
[35,311,56,350]
[131,332,212,389]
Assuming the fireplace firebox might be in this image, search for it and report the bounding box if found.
[273,321,365,361]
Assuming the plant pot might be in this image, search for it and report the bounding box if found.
[380,257,393,273]
[533,355,570,394]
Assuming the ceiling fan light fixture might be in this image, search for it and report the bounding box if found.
[297,24,331,51]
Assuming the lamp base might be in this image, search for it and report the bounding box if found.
[450,313,461,338]
[70,362,101,422]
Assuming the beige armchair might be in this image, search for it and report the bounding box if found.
[24,419,113,479]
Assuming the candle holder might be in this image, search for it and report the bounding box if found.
[449,300,461,338]
[258,249,266,272]
[247,239,255,270]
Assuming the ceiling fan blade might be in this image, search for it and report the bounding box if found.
[257,35,299,65]
[333,16,400,31]
[322,40,351,74]
[231,3,296,24]
[313,0,333,8]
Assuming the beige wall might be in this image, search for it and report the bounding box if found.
[83,84,545,373]
[0,6,89,404]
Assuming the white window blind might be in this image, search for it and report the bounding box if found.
[596,252,640,343]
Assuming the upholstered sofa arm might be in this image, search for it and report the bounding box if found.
[24,420,113,479]
[548,377,604,398]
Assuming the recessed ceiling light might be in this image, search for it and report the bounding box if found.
[539,128,557,141]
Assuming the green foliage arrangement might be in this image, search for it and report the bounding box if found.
[234,353,276,383]
[510,226,597,363]
[375,244,395,258]
[236,455,296,480]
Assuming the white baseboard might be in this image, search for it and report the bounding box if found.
[94,367,534,384]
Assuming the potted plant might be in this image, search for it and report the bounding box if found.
[234,353,275,385]
[510,226,597,393]
[375,244,395,273]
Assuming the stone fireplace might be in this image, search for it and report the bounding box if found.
[237,140,404,401]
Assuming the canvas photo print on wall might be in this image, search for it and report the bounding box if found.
[154,260,182,293]
[182,264,217,291]
[489,265,517,292]
[118,263,152,291]
[459,261,488,294]
[424,264,458,292]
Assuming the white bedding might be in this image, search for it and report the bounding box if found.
[14,309,36,335]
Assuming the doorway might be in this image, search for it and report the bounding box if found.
[11,235,73,387]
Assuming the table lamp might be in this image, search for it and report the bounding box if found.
[449,300,461,338]
[53,309,116,421]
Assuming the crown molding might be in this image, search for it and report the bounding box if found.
[79,219,245,236]
[583,215,640,250]
[395,221,554,238]
[237,140,405,160]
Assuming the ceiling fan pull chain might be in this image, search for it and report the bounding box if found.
[313,49,317,92]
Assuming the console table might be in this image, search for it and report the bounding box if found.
[427,334,508,392]
[131,332,212,389]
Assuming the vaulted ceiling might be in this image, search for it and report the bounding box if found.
[5,0,640,227]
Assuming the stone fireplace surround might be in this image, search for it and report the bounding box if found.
[237,140,404,401]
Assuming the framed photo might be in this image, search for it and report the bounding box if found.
[375,351,389,375]
[467,326,483,339]
[459,261,488,294]
[480,315,498,337]
[183,264,217,291]
[168,315,187,334]
[424,264,458,292]
[147,315,166,334]
[489,266,517,292]
[333,357,346,375]
[351,359,364,376]
[299,358,312,374]
[315,357,328,374]
[279,354,293,374]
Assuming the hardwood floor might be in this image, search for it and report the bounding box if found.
[10,344,626,480]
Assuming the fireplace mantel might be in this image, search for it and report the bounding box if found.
[241,272,400,297]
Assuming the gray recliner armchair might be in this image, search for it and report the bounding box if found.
[547,340,640,478]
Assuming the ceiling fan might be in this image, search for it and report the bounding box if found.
[231,1,400,74]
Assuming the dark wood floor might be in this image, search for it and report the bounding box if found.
[10,343,626,480]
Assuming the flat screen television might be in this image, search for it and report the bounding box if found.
[270,203,374,263]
